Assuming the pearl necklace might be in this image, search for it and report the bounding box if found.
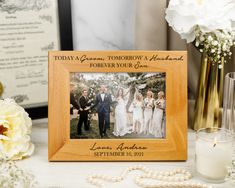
[87,165,213,188]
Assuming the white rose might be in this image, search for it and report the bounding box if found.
[0,99,34,160]
[165,0,235,42]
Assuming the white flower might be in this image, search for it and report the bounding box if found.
[0,99,34,160]
[208,35,213,41]
[165,0,235,42]
[212,40,218,46]
[222,44,227,51]
[199,36,205,41]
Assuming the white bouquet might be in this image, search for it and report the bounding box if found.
[165,0,235,62]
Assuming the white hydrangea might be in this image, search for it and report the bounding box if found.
[165,0,235,42]
[166,0,235,62]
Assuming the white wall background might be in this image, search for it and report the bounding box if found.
[71,0,136,50]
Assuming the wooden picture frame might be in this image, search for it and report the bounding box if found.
[48,51,187,161]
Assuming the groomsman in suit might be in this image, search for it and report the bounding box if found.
[104,86,112,130]
[70,83,79,114]
[77,89,91,135]
[93,85,112,138]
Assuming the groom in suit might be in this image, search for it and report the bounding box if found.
[93,85,112,138]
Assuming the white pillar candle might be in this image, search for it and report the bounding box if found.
[195,128,234,182]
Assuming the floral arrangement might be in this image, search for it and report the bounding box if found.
[165,0,235,63]
[0,98,34,160]
[0,160,36,187]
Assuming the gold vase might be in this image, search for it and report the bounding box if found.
[0,81,3,98]
[193,53,224,130]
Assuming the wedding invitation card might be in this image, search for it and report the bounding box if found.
[0,0,60,108]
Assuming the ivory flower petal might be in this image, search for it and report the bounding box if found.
[0,99,34,160]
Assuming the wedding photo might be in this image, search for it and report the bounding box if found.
[70,72,166,139]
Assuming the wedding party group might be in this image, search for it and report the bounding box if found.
[113,89,166,138]
[70,72,166,139]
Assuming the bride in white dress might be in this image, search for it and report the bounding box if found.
[113,88,131,137]
[132,93,144,134]
[142,90,154,135]
[151,91,165,138]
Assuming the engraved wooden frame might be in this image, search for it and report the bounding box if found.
[48,51,187,161]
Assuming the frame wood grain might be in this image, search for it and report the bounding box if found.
[48,51,187,161]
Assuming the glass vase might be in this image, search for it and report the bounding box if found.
[222,72,235,133]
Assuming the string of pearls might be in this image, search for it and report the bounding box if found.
[87,165,213,188]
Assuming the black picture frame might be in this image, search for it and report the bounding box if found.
[26,0,73,119]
